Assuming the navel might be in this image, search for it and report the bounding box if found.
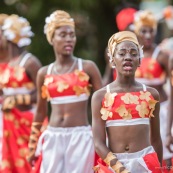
[125,145,129,152]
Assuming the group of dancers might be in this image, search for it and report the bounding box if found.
[0,6,173,173]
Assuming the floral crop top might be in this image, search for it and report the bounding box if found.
[0,53,35,95]
[101,84,158,127]
[135,47,166,86]
[41,58,92,104]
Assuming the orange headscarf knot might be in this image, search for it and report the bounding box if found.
[44,10,75,45]
[134,10,157,35]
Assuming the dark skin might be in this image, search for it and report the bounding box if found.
[1,42,42,112]
[102,24,135,86]
[0,29,9,63]
[137,25,169,103]
[137,25,172,166]
[102,47,114,86]
[0,28,9,97]
[166,55,173,155]
[92,41,163,171]
[27,25,102,165]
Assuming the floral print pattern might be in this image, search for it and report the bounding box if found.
[56,81,69,92]
[101,90,158,121]
[116,105,132,120]
[139,91,151,101]
[100,108,113,120]
[74,69,89,82]
[104,92,117,107]
[136,101,149,118]
[121,93,139,104]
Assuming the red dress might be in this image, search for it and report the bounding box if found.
[0,54,35,173]
[135,47,166,86]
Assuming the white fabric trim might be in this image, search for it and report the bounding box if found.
[142,84,147,91]
[106,118,149,127]
[160,100,173,159]
[50,93,89,104]
[110,146,155,173]
[136,78,165,86]
[152,46,160,60]
[106,85,110,93]
[2,87,31,95]
[47,63,54,75]
[36,125,95,173]
[19,53,32,67]
[78,58,83,71]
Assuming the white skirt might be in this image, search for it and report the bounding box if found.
[160,100,173,160]
[36,125,95,173]
[110,146,160,173]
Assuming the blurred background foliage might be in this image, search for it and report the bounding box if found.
[1,0,141,74]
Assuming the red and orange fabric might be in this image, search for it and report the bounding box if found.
[101,90,158,121]
[42,69,91,99]
[116,8,137,31]
[0,64,35,172]
[1,108,33,173]
[135,58,166,80]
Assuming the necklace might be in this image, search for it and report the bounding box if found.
[53,58,77,74]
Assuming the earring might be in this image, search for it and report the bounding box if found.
[109,59,116,68]
[138,58,141,67]
[112,64,116,68]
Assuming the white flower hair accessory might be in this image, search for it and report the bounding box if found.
[2,14,34,47]
[134,10,143,23]
[139,46,144,59]
[107,47,116,68]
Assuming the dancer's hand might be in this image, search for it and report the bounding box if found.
[1,96,16,111]
[26,149,37,167]
[165,134,173,153]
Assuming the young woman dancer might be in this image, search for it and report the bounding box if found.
[0,13,9,168]
[0,14,42,173]
[92,31,163,173]
[134,10,173,169]
[27,10,102,173]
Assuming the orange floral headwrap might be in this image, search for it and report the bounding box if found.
[134,10,157,35]
[2,14,34,47]
[0,14,8,27]
[107,31,143,63]
[44,10,75,45]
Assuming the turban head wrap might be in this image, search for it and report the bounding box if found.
[107,31,143,63]
[134,10,157,35]
[2,14,34,47]
[116,8,137,31]
[44,10,75,45]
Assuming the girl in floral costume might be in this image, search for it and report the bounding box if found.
[0,14,42,172]
[92,31,163,173]
[134,10,173,170]
[0,13,9,168]
[27,10,102,173]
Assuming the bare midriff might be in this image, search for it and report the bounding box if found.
[48,100,89,127]
[107,124,150,153]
